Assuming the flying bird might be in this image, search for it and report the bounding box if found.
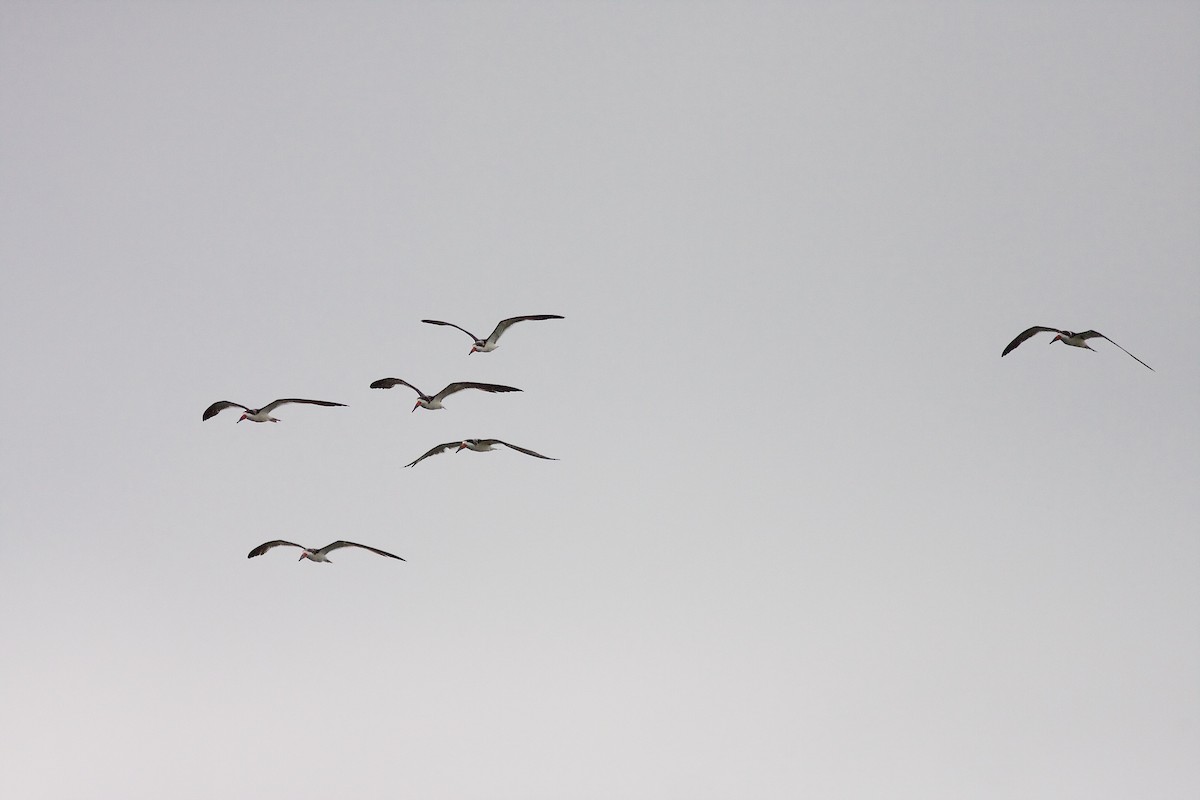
[405,438,558,468]
[247,540,405,562]
[368,378,521,411]
[421,314,564,354]
[202,398,347,423]
[1001,327,1153,370]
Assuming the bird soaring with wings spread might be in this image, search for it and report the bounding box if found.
[202,398,347,423]
[421,314,563,354]
[247,540,405,562]
[404,438,558,468]
[1001,327,1153,371]
[368,378,522,411]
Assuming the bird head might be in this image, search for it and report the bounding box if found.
[1050,335,1062,345]
[237,413,247,423]
[299,551,310,561]
[412,400,423,413]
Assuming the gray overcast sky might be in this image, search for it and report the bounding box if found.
[2,2,1197,798]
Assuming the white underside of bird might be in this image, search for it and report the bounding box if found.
[1055,333,1096,349]
[459,440,504,452]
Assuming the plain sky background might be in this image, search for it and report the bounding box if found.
[2,2,1197,797]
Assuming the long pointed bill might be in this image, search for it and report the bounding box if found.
[412,402,420,413]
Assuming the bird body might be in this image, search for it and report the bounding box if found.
[405,438,558,468]
[247,540,405,562]
[1055,332,1100,351]
[421,314,563,354]
[202,398,347,423]
[369,378,522,411]
[1001,326,1153,370]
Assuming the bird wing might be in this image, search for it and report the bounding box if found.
[1076,331,1155,371]
[369,378,424,395]
[203,401,250,420]
[318,541,406,561]
[1001,326,1065,357]
[404,441,461,468]
[260,398,347,413]
[421,319,481,341]
[491,440,558,460]
[247,540,306,558]
[487,314,565,344]
[433,382,523,402]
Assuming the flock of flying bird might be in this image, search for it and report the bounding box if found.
[201,314,565,564]
[202,317,1150,565]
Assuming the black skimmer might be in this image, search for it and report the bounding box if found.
[1001,327,1153,370]
[368,378,521,411]
[247,540,405,562]
[404,438,558,468]
[421,314,564,354]
[202,398,347,423]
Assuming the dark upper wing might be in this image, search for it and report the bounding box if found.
[490,440,557,460]
[434,382,523,401]
[404,441,461,468]
[319,541,406,561]
[203,401,249,420]
[247,540,305,558]
[1076,331,1155,371]
[260,398,347,413]
[488,314,564,344]
[1001,326,1064,357]
[369,378,424,394]
[421,319,481,341]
